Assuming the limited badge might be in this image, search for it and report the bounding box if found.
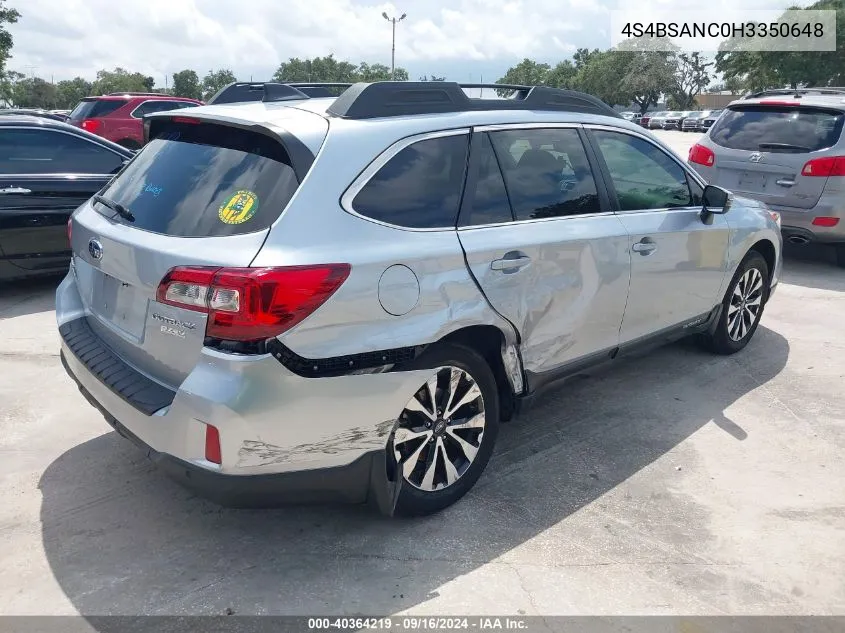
[219,190,259,225]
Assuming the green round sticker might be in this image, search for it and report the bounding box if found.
[219,190,259,225]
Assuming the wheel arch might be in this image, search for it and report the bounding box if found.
[437,324,523,422]
[748,238,776,298]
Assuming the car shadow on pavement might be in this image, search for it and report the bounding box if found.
[38,325,789,617]
[780,245,844,293]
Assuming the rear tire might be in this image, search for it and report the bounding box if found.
[702,251,769,355]
[391,343,499,517]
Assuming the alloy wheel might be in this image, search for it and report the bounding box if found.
[392,366,485,492]
[727,267,764,341]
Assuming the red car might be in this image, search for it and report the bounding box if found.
[68,93,203,149]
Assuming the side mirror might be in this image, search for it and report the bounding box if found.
[702,184,730,214]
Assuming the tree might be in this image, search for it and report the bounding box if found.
[495,58,551,95]
[716,0,845,91]
[356,62,408,82]
[621,52,677,113]
[91,68,155,95]
[669,53,712,109]
[546,60,577,89]
[419,75,446,81]
[55,77,92,109]
[201,69,237,100]
[573,48,601,71]
[274,55,357,83]
[172,69,201,99]
[0,67,20,105]
[573,50,630,106]
[11,76,57,108]
[0,0,20,81]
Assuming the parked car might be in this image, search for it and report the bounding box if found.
[682,110,712,132]
[674,111,697,130]
[700,109,723,131]
[49,109,71,121]
[659,111,685,130]
[689,92,845,266]
[620,111,642,123]
[0,115,134,282]
[0,108,68,122]
[640,112,653,128]
[57,81,782,516]
[67,93,203,149]
[647,111,670,129]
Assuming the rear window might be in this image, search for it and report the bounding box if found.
[99,121,299,237]
[710,106,845,153]
[69,99,124,120]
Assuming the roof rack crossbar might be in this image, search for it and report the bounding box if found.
[325,81,621,120]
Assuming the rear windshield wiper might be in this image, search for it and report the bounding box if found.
[93,194,135,222]
[758,142,812,152]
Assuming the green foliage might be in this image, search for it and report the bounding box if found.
[12,76,56,108]
[419,75,446,81]
[716,0,845,91]
[172,69,201,100]
[201,69,237,101]
[91,68,155,95]
[273,55,409,84]
[0,0,20,80]
[55,77,92,109]
[671,52,712,109]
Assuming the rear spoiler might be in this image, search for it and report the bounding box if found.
[142,112,316,182]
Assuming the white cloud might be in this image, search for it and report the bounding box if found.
[6,0,806,84]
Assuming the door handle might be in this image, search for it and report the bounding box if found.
[775,178,795,188]
[0,187,32,194]
[632,240,657,255]
[491,255,531,271]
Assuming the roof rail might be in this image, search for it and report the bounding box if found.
[207,81,312,104]
[107,92,164,97]
[744,87,845,99]
[283,83,354,98]
[325,81,621,120]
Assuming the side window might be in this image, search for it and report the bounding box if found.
[592,131,693,211]
[488,128,601,220]
[351,134,469,228]
[0,129,125,175]
[459,133,513,227]
[133,101,183,118]
[688,175,703,206]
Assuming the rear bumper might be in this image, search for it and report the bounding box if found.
[55,271,432,511]
[769,205,845,244]
[60,350,393,509]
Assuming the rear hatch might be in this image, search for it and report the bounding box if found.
[707,103,845,209]
[68,98,125,134]
[69,113,326,389]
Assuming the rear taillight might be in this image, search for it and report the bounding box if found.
[81,119,102,134]
[205,424,222,464]
[689,143,715,167]
[801,156,845,177]
[171,116,200,124]
[812,216,840,227]
[768,211,781,227]
[156,264,351,342]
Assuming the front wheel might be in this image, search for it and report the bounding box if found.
[702,251,770,355]
[390,343,499,517]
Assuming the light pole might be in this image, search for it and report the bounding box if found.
[382,11,406,80]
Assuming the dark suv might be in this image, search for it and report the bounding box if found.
[68,93,202,149]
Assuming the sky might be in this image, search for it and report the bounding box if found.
[6,0,806,88]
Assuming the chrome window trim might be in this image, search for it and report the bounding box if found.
[457,211,616,232]
[474,122,581,132]
[339,128,471,233]
[0,125,128,176]
[130,100,189,119]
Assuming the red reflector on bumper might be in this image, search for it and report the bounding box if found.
[205,424,222,464]
[812,216,840,227]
